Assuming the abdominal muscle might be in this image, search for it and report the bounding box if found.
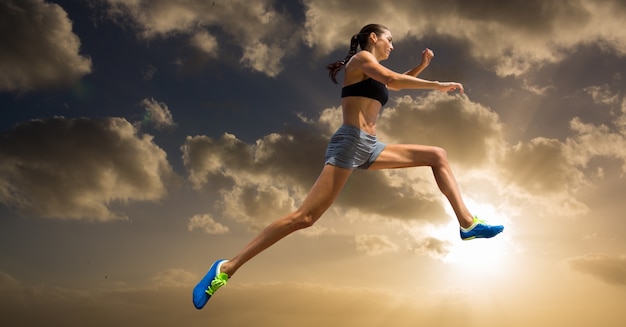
[341,97,383,135]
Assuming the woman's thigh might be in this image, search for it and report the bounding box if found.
[367,144,444,170]
[297,164,353,220]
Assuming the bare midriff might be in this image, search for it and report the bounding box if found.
[341,96,383,136]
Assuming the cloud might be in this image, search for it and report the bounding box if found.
[0,116,175,221]
[181,110,452,230]
[302,0,626,76]
[378,93,504,169]
[180,90,624,232]
[583,84,620,105]
[566,115,626,174]
[493,88,626,216]
[0,270,20,291]
[355,234,399,255]
[139,97,176,130]
[220,183,298,229]
[567,253,626,286]
[411,236,452,259]
[189,31,218,57]
[496,129,593,217]
[501,137,587,195]
[187,214,229,235]
[0,270,444,327]
[151,268,197,288]
[181,128,321,229]
[0,0,92,92]
[102,0,301,77]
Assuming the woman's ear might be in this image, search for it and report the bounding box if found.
[369,32,378,43]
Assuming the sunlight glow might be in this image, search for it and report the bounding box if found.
[439,198,516,273]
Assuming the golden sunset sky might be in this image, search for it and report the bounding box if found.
[1,0,625,326]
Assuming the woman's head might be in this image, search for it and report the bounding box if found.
[326,24,390,84]
[354,24,390,52]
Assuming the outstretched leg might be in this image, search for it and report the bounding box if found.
[193,164,352,309]
[369,144,475,228]
[221,164,352,276]
[369,143,503,240]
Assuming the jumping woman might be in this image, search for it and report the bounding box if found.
[192,23,504,310]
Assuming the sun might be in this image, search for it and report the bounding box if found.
[438,198,516,274]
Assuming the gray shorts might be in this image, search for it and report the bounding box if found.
[324,124,387,170]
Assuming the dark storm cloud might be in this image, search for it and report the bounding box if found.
[102,0,301,77]
[0,116,175,221]
[304,0,626,76]
[0,0,92,92]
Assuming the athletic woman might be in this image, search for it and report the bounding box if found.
[193,23,504,309]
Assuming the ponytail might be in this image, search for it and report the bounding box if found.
[326,34,359,84]
[326,24,388,84]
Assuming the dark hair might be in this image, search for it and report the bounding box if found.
[326,24,389,84]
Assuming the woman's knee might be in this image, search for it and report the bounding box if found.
[285,209,318,230]
[430,146,449,166]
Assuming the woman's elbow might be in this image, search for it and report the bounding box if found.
[386,77,404,90]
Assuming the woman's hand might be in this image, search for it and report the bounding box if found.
[421,48,434,67]
[437,82,464,93]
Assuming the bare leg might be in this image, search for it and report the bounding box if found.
[220,164,353,277]
[368,144,474,228]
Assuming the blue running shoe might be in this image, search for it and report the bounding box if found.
[193,259,229,309]
[460,216,504,240]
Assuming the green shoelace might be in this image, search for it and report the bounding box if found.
[473,216,486,224]
[206,272,229,296]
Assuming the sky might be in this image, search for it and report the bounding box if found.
[1,0,626,326]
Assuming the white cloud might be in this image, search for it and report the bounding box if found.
[0,117,175,221]
[181,113,450,230]
[355,234,399,255]
[103,0,300,77]
[151,268,197,288]
[140,97,176,130]
[181,88,626,233]
[190,31,219,57]
[0,0,92,91]
[240,41,283,78]
[411,236,452,259]
[187,214,229,235]
[567,115,626,174]
[378,93,505,169]
[302,0,626,77]
[220,183,297,229]
[583,84,620,105]
[502,137,587,195]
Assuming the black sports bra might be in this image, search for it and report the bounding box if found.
[341,78,389,106]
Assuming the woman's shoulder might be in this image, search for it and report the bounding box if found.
[350,50,375,62]
[346,51,375,73]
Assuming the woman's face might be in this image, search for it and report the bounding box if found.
[373,30,393,60]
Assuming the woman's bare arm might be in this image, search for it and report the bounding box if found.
[350,50,463,93]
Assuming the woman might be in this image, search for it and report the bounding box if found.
[192,23,503,310]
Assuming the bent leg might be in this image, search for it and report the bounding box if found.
[220,164,353,277]
[368,144,474,228]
